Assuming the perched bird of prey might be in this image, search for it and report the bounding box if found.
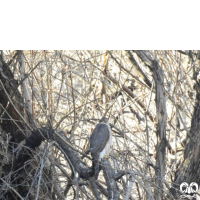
[90,117,112,179]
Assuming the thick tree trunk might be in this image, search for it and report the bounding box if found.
[0,52,33,199]
[135,51,167,200]
[0,52,29,142]
[170,66,200,198]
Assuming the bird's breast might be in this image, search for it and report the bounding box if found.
[99,131,112,159]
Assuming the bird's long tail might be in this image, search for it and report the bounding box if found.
[92,159,100,179]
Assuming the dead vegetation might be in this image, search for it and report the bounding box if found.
[0,50,199,199]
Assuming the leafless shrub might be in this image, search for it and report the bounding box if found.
[0,50,199,199]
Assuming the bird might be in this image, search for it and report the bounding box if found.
[89,117,113,179]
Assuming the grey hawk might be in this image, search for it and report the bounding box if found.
[90,117,112,179]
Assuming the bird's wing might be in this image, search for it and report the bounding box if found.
[90,123,110,155]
